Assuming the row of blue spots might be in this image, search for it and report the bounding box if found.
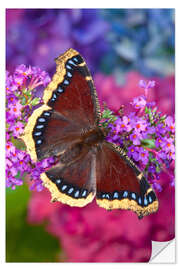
[100,190,154,207]
[54,178,88,199]
[50,56,79,104]
[34,111,51,146]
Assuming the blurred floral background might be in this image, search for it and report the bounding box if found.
[6,9,175,262]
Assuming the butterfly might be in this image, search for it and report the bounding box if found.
[22,48,158,219]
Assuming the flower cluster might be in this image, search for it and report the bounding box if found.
[6,64,55,190]
[102,80,175,191]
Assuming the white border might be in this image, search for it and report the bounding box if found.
[1,2,179,268]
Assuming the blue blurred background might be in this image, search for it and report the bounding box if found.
[6,9,174,77]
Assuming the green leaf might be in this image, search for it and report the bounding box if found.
[31,97,40,106]
[21,97,27,105]
[145,107,149,114]
[141,139,156,149]
[6,184,60,262]
[11,137,26,151]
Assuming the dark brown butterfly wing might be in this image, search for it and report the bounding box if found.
[22,48,101,161]
[22,48,99,206]
[96,142,159,218]
[41,149,96,206]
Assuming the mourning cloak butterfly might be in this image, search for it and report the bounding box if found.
[22,48,158,218]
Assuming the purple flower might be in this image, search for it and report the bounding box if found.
[8,101,23,118]
[115,116,132,132]
[156,123,167,135]
[9,121,24,137]
[132,118,147,132]
[127,146,139,161]
[15,64,32,77]
[129,131,142,145]
[162,138,175,153]
[139,80,156,89]
[155,136,166,148]
[165,116,175,133]
[131,96,146,109]
[138,147,149,165]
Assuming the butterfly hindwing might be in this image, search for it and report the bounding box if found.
[96,142,159,218]
[41,149,96,207]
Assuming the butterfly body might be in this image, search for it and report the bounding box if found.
[22,48,159,218]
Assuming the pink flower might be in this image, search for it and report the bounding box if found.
[9,121,24,137]
[131,96,147,109]
[9,101,23,118]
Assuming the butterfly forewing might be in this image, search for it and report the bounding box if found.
[23,49,100,161]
